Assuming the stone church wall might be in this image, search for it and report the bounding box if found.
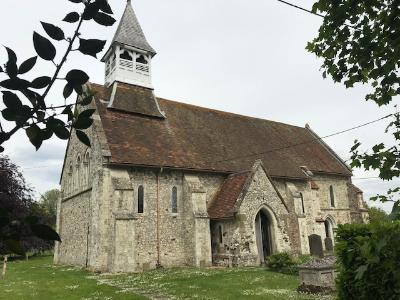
[57,192,90,266]
[107,168,225,271]
[236,165,292,265]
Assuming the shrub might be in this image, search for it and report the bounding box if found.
[266,252,296,274]
[335,221,400,300]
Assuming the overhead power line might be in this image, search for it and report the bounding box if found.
[212,113,393,164]
[276,0,324,18]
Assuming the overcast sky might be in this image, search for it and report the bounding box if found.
[0,0,398,212]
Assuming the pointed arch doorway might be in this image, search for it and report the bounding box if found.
[255,209,274,263]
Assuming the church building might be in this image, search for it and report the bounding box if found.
[54,1,368,272]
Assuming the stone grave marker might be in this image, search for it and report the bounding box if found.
[324,237,334,253]
[308,234,324,258]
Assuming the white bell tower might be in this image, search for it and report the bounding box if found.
[101,0,156,89]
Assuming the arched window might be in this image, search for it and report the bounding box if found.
[171,186,178,213]
[136,54,148,64]
[329,186,335,207]
[120,50,132,61]
[76,156,81,190]
[84,151,90,185]
[68,164,73,194]
[300,192,305,214]
[138,185,144,213]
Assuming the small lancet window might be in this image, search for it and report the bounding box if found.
[120,50,132,61]
[136,54,148,64]
[329,185,335,207]
[138,185,144,213]
[300,192,305,214]
[218,225,223,244]
[171,186,178,213]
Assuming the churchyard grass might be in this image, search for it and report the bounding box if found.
[0,256,333,300]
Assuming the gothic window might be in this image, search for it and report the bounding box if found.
[300,192,305,214]
[136,54,148,64]
[84,151,90,185]
[76,156,81,190]
[120,50,132,61]
[68,164,73,194]
[329,186,335,207]
[138,185,144,213]
[171,186,178,213]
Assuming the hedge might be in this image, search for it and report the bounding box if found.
[335,221,400,300]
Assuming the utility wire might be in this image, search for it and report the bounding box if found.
[212,113,393,164]
[276,0,324,18]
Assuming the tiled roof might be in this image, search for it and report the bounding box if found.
[110,1,156,55]
[207,172,250,219]
[108,83,164,118]
[91,83,352,179]
[348,183,363,194]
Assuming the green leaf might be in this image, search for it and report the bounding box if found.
[0,78,30,90]
[97,0,113,14]
[31,224,61,242]
[5,239,25,256]
[41,22,65,41]
[2,108,17,121]
[2,91,22,110]
[355,265,368,280]
[18,56,37,74]
[78,38,106,58]
[63,83,74,99]
[5,46,18,78]
[79,109,96,119]
[63,12,80,23]
[53,125,70,140]
[66,69,89,87]
[76,130,91,148]
[93,12,116,27]
[62,106,74,121]
[33,31,56,61]
[31,76,51,89]
[76,130,91,147]
[26,124,43,150]
[83,2,101,20]
[74,117,93,130]
[5,46,17,63]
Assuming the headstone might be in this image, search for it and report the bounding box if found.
[324,237,334,253]
[308,234,324,258]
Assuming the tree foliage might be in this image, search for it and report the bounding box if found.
[0,0,115,255]
[0,0,116,153]
[0,156,56,255]
[308,0,400,214]
[38,189,60,228]
[336,222,400,300]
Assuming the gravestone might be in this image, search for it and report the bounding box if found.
[308,234,324,258]
[324,237,334,253]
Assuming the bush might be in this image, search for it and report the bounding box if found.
[266,252,296,274]
[336,222,400,300]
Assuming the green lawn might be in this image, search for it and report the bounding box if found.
[0,256,333,300]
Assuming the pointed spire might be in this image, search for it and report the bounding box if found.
[111,1,156,56]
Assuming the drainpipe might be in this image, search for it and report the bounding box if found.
[156,168,163,268]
